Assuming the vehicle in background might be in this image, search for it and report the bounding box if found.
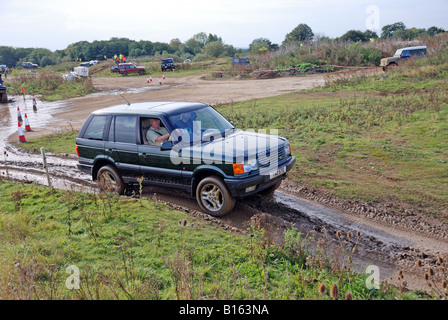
[22,62,38,68]
[232,57,251,66]
[0,65,11,74]
[161,58,175,71]
[73,66,89,78]
[380,45,427,71]
[117,62,146,76]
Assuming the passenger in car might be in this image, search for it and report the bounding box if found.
[146,118,170,145]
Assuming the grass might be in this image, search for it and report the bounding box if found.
[7,73,95,101]
[0,180,401,300]
[18,130,79,155]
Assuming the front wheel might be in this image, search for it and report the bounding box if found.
[97,165,125,194]
[196,176,236,217]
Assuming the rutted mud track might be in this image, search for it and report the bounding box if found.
[2,70,447,293]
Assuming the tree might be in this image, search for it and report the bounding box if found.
[170,38,182,48]
[202,41,225,58]
[426,26,445,36]
[207,34,222,44]
[249,38,278,55]
[381,22,406,39]
[283,23,314,45]
[339,30,367,43]
[339,30,378,42]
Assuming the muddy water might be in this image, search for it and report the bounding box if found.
[0,94,92,190]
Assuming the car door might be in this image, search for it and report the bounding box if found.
[105,115,140,178]
[137,117,184,186]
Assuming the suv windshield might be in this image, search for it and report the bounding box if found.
[168,106,234,142]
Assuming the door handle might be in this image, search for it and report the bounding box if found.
[139,152,148,158]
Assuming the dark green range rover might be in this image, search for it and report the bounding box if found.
[76,101,296,216]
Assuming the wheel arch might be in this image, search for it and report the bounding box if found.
[191,167,227,197]
[92,158,117,180]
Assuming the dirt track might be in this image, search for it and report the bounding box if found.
[5,70,448,293]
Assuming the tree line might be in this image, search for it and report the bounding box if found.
[0,22,445,68]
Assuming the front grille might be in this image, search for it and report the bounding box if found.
[257,145,287,168]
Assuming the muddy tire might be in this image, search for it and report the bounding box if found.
[97,165,125,194]
[196,176,236,217]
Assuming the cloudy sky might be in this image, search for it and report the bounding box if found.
[2,0,448,51]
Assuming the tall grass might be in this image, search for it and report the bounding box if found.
[8,73,95,101]
[0,180,401,300]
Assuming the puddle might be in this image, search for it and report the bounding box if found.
[92,83,194,96]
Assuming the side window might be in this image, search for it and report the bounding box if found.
[115,116,137,144]
[82,115,108,140]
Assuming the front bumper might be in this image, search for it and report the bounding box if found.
[224,156,296,198]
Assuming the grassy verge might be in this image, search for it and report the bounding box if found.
[7,73,95,101]
[17,130,79,155]
[0,180,401,300]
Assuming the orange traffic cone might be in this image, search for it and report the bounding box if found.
[17,106,23,122]
[18,121,27,142]
[147,77,149,83]
[163,73,165,79]
[159,77,162,85]
[24,113,32,131]
[150,76,152,82]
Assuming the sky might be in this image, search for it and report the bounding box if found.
[2,0,448,51]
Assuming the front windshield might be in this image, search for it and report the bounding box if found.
[167,106,234,143]
[394,49,403,57]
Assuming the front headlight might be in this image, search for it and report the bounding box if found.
[233,158,258,175]
[243,158,258,173]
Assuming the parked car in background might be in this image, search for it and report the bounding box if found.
[22,62,38,68]
[380,45,427,71]
[76,101,296,217]
[232,57,251,66]
[0,65,11,74]
[117,63,145,76]
[161,58,176,71]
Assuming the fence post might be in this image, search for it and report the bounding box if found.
[41,147,52,188]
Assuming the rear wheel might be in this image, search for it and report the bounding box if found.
[138,70,145,75]
[97,165,125,194]
[196,176,236,217]
[122,72,128,76]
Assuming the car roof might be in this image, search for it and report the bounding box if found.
[396,45,427,51]
[92,101,209,117]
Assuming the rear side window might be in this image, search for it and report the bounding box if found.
[82,115,108,140]
[115,116,137,144]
